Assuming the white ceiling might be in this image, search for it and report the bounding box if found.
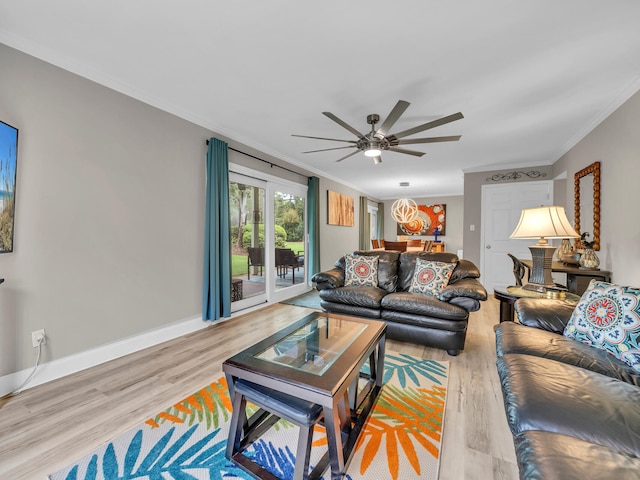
[2,1,640,199]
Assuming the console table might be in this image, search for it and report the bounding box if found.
[520,259,611,295]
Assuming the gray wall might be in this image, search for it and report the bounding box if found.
[553,90,640,285]
[0,43,209,374]
[0,43,371,376]
[383,196,464,256]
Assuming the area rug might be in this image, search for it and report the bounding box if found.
[280,289,322,310]
[49,353,448,480]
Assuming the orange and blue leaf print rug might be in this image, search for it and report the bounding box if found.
[49,353,448,480]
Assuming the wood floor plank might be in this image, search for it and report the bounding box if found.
[0,299,517,479]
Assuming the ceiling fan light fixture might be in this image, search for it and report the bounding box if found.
[364,146,382,157]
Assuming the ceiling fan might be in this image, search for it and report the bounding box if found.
[292,100,463,164]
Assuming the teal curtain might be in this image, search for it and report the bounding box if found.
[359,196,370,250]
[377,202,385,240]
[202,138,231,321]
[307,176,320,281]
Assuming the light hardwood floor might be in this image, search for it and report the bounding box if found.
[0,298,518,479]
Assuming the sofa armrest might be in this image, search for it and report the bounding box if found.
[438,277,488,303]
[311,267,345,290]
[514,298,576,334]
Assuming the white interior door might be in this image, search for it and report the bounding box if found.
[481,181,553,293]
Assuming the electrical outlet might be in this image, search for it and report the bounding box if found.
[31,329,46,348]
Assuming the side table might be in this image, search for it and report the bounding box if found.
[494,286,581,323]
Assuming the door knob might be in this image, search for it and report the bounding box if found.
[486,245,492,249]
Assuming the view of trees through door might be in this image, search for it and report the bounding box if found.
[274,190,305,292]
[230,179,266,307]
[229,174,307,310]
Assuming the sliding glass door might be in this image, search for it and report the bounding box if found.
[273,188,306,298]
[230,168,308,312]
[230,173,267,311]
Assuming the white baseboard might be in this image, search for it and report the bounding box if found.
[0,314,212,396]
[0,301,275,397]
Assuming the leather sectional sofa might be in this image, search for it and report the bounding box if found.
[311,250,487,355]
[495,298,640,479]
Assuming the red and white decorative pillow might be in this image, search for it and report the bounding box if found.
[344,254,379,287]
[409,258,456,295]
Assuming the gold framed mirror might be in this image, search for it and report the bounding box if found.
[574,161,600,250]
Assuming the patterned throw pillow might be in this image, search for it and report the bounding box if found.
[563,280,640,372]
[344,254,379,287]
[409,258,456,296]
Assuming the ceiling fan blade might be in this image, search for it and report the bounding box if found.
[391,112,464,139]
[395,135,461,145]
[387,146,426,157]
[323,112,364,138]
[302,146,356,154]
[292,134,357,144]
[335,150,361,163]
[376,100,410,138]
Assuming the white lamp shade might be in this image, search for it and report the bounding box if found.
[391,198,419,223]
[510,206,579,240]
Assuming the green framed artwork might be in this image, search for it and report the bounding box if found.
[0,120,18,253]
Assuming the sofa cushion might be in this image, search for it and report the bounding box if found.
[381,309,468,332]
[397,251,459,291]
[497,353,640,458]
[381,291,468,320]
[514,430,640,480]
[563,281,640,372]
[438,278,488,303]
[318,285,387,309]
[448,259,481,283]
[515,298,576,334]
[344,253,378,287]
[408,258,456,295]
[495,322,640,387]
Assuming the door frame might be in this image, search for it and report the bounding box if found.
[480,180,553,293]
[229,163,309,310]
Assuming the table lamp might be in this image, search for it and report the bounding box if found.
[510,206,579,292]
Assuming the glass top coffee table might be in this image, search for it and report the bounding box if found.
[223,311,387,479]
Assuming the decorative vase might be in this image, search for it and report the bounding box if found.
[557,239,573,262]
[579,248,600,269]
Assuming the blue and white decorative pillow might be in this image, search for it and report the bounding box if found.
[409,259,456,296]
[564,280,640,372]
[344,254,379,287]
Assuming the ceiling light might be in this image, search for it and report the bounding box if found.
[364,147,382,157]
[391,198,419,224]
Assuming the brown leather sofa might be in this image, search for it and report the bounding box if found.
[311,250,487,355]
[495,298,640,479]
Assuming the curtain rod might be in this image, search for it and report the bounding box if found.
[206,140,308,179]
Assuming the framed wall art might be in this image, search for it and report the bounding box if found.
[396,203,446,236]
[327,190,354,226]
[0,120,18,253]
